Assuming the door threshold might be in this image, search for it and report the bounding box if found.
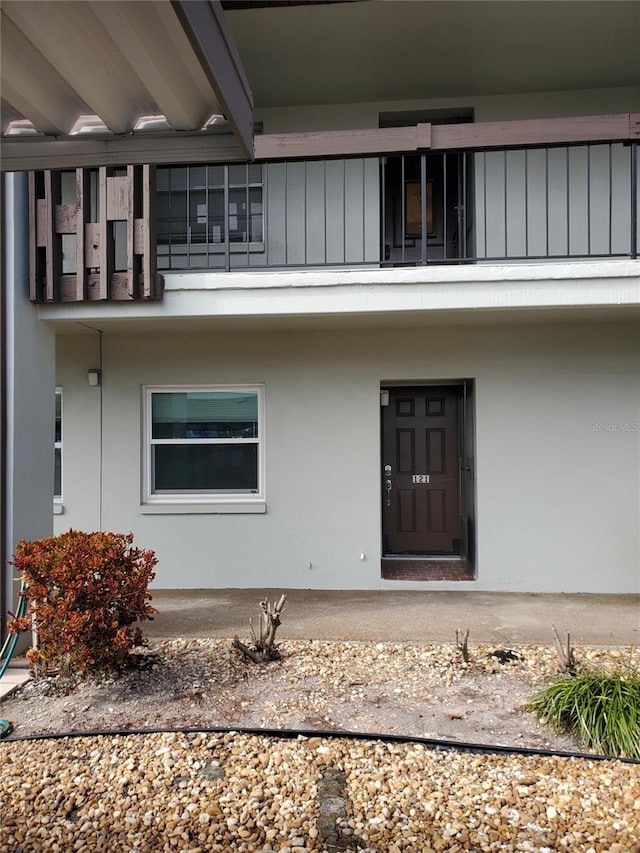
[381,557,475,581]
[384,554,463,561]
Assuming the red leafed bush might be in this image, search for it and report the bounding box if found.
[8,530,157,676]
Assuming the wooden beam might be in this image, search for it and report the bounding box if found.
[1,132,248,172]
[255,114,637,161]
[98,167,110,300]
[107,176,129,221]
[43,171,60,302]
[54,204,76,234]
[142,164,156,299]
[75,169,90,301]
[126,166,136,299]
[255,126,425,161]
[171,0,254,159]
[431,114,635,150]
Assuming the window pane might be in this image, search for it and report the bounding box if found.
[248,163,263,184]
[157,168,169,191]
[54,448,62,498]
[208,165,224,187]
[189,188,207,244]
[229,164,247,185]
[55,392,62,442]
[153,444,258,492]
[190,166,206,188]
[170,167,187,191]
[249,187,263,242]
[209,189,225,243]
[229,188,248,243]
[152,391,258,439]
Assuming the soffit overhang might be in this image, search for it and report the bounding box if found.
[0,0,254,171]
[224,0,640,109]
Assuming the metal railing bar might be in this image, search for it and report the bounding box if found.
[323,160,328,264]
[361,158,366,263]
[343,158,347,264]
[608,143,613,256]
[565,147,570,257]
[245,163,250,268]
[304,160,308,267]
[380,156,386,264]
[223,165,230,272]
[462,152,467,260]
[631,141,638,259]
[284,161,289,266]
[401,155,406,265]
[483,151,488,259]
[443,152,448,262]
[586,145,591,257]
[265,163,270,266]
[524,149,529,258]
[503,150,508,258]
[420,153,427,265]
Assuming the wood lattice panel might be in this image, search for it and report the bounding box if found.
[29,166,160,302]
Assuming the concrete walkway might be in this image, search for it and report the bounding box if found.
[1,590,636,700]
[144,589,640,647]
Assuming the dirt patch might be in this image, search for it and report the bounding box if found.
[2,639,636,754]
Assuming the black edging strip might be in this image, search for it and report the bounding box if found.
[3,725,638,765]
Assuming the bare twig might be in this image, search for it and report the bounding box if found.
[551,624,577,673]
[456,628,470,663]
[233,594,287,663]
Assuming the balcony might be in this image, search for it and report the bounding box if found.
[28,115,639,302]
[158,142,639,273]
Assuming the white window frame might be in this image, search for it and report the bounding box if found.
[54,387,63,513]
[141,384,266,514]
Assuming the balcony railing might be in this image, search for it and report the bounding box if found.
[157,141,638,273]
[27,115,639,302]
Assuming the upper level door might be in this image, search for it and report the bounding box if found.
[382,385,462,555]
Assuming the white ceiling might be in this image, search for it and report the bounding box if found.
[224,0,640,108]
[0,0,254,168]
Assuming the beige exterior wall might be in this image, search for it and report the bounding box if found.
[255,86,640,133]
[55,319,640,593]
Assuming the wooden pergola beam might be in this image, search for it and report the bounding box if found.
[171,0,254,159]
[255,114,640,161]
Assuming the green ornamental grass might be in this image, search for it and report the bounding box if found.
[526,668,640,759]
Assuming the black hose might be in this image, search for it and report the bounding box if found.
[3,724,638,764]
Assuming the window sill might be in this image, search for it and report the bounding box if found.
[140,501,266,515]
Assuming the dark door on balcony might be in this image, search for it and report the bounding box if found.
[382,152,473,265]
[381,386,462,555]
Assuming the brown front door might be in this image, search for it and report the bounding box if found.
[382,386,461,555]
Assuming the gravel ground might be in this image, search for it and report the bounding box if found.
[2,731,638,852]
[1,640,639,851]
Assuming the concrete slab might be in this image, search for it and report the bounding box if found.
[144,590,640,647]
[0,663,31,700]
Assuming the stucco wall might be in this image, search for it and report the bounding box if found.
[55,320,640,593]
[3,173,55,615]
